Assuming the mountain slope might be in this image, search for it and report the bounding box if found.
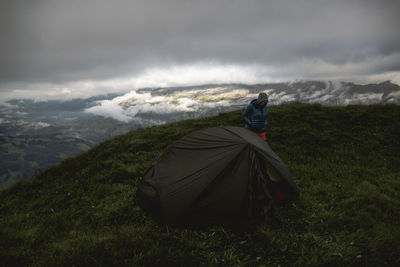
[1,103,400,266]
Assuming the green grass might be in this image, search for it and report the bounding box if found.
[1,103,399,266]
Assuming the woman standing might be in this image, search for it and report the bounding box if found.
[242,92,269,140]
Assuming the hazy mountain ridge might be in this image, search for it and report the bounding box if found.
[0,95,140,189]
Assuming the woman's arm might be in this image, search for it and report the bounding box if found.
[242,105,252,126]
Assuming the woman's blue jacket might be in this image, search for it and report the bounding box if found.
[242,99,268,133]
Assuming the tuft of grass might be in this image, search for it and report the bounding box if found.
[1,103,399,266]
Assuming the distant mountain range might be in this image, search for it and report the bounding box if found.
[1,80,399,189]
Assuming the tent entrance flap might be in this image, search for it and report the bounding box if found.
[247,152,274,221]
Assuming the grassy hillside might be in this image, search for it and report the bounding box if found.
[1,103,399,266]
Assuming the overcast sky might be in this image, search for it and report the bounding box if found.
[1,0,400,100]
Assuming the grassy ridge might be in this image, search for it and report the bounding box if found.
[1,103,399,266]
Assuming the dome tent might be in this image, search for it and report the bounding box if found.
[137,126,298,227]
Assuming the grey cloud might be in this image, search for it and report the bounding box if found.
[1,0,400,85]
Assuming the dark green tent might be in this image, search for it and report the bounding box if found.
[137,126,298,227]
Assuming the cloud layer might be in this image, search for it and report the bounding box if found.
[85,81,400,122]
[85,88,239,122]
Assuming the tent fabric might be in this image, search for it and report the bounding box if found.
[137,126,298,227]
